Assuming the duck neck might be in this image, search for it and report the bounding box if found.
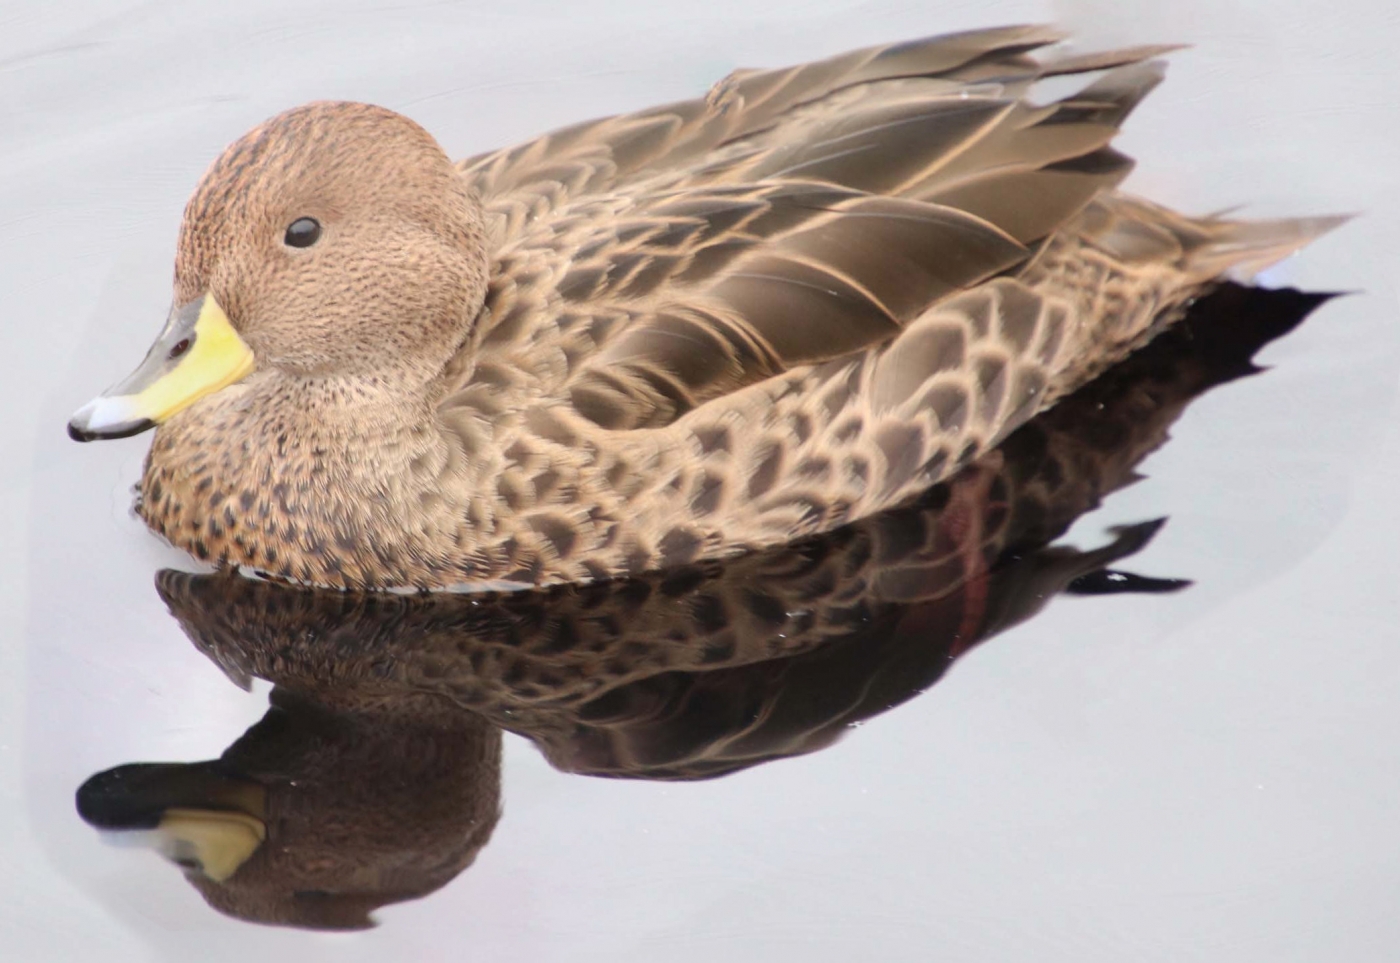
[139,367,472,587]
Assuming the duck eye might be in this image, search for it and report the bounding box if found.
[283,217,321,248]
[168,338,191,360]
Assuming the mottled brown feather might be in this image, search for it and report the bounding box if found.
[141,283,1328,785]
[115,27,1342,589]
[81,287,1325,929]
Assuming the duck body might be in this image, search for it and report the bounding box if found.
[73,26,1337,589]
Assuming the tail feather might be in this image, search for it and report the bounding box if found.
[1070,194,1349,283]
[1184,213,1352,281]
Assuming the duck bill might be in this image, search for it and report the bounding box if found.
[68,294,254,442]
[77,762,269,882]
[153,808,268,882]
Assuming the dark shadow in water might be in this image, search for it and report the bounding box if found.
[75,285,1329,929]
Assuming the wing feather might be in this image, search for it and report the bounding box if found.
[457,31,1175,432]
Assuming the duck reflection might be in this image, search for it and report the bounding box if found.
[77,285,1328,929]
[79,691,499,930]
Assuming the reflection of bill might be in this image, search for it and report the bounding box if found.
[79,691,499,930]
[76,285,1329,929]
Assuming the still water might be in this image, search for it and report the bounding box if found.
[3,1,1398,961]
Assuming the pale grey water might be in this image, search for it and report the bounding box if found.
[2,0,1399,960]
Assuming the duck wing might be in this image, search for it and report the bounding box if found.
[455,27,1174,429]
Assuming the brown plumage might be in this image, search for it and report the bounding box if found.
[109,26,1337,588]
[155,286,1326,762]
[77,284,1327,927]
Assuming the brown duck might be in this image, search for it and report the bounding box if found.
[67,25,1340,589]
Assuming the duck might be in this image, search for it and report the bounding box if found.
[66,24,1340,590]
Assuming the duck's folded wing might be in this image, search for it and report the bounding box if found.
[459,25,1170,237]
[459,28,1174,429]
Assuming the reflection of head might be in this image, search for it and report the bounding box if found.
[79,689,501,930]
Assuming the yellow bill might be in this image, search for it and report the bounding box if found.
[68,294,254,441]
[156,808,267,882]
[77,761,269,882]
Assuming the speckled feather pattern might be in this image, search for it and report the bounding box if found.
[135,26,1336,589]
[155,283,1311,780]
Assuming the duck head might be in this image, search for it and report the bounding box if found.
[69,101,489,441]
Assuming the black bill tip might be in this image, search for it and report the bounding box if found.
[67,416,155,443]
